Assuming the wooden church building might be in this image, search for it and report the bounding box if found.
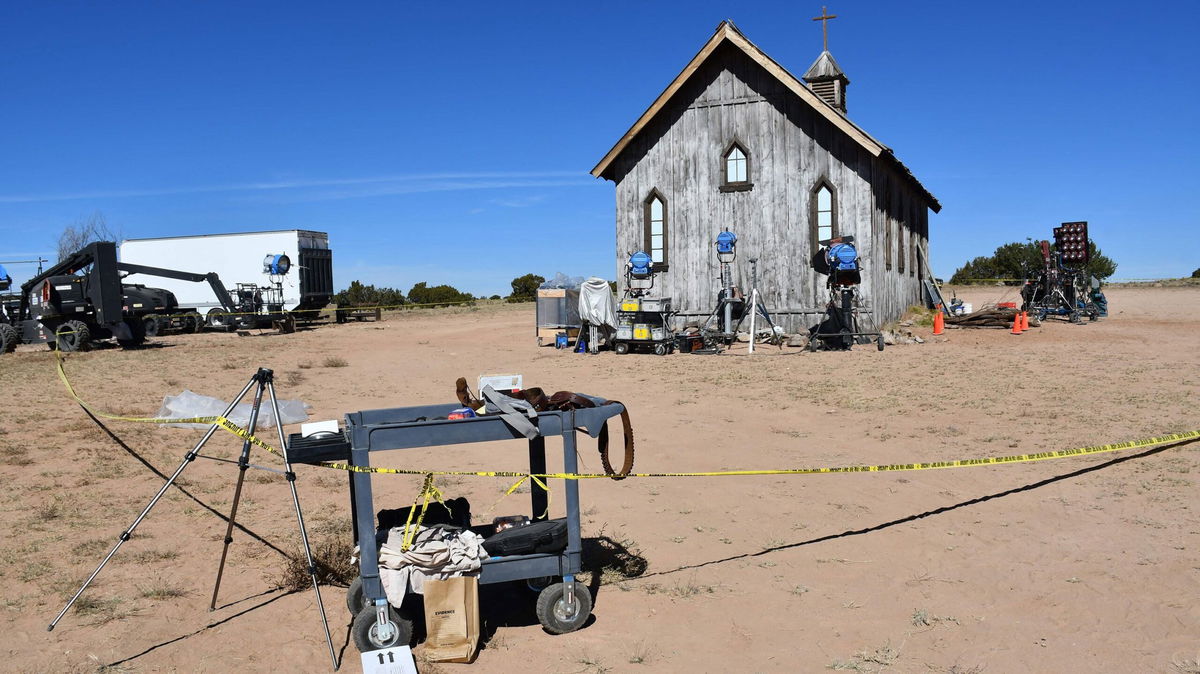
[591,20,941,332]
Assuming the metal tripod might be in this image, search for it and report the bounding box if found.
[47,368,339,670]
[732,258,783,350]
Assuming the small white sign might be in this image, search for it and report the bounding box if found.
[301,419,340,437]
[478,373,523,392]
[359,645,417,674]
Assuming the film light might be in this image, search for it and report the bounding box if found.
[1054,221,1089,264]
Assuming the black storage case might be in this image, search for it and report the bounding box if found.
[483,519,568,557]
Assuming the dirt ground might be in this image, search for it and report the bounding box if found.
[1,285,1198,673]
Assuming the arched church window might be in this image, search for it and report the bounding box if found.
[811,180,838,251]
[644,190,668,267]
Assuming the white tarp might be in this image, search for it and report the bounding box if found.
[154,389,311,429]
[578,277,617,329]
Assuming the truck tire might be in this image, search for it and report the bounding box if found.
[142,315,160,338]
[185,312,205,333]
[0,323,18,353]
[56,320,91,352]
[207,308,233,331]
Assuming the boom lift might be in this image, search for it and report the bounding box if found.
[3,241,240,353]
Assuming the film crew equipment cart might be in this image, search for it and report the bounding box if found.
[613,251,675,355]
[613,296,675,355]
[286,395,627,653]
[48,368,339,671]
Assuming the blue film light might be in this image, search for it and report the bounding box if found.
[629,251,653,277]
[828,242,858,271]
[716,231,737,255]
[263,254,291,275]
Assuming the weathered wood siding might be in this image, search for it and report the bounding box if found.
[609,43,929,332]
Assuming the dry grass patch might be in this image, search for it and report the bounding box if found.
[279,530,356,591]
[828,641,901,672]
[321,356,348,368]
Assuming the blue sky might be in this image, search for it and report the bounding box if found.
[2,1,1197,294]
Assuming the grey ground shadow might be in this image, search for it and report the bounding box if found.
[629,440,1193,581]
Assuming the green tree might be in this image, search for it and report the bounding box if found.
[506,273,545,303]
[334,280,405,307]
[407,281,474,306]
[951,238,1117,284]
[1192,268,1200,278]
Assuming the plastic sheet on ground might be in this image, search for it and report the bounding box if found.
[154,389,311,429]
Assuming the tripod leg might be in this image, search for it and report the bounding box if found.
[267,379,338,671]
[209,370,268,610]
[48,374,260,632]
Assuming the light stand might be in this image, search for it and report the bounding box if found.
[47,368,338,670]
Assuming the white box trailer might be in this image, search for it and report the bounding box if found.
[119,230,333,316]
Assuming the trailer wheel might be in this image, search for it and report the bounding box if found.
[877,334,885,351]
[654,343,667,356]
[186,312,204,333]
[352,604,412,652]
[0,323,18,353]
[142,316,160,338]
[56,320,91,352]
[206,308,232,331]
[614,342,629,355]
[536,582,592,634]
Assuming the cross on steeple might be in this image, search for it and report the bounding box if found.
[812,6,837,51]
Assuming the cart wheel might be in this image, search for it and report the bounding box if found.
[654,343,667,356]
[536,582,592,634]
[352,604,413,652]
[876,334,885,351]
[346,576,368,615]
[614,342,629,355]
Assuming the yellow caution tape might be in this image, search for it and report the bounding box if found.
[318,430,1200,480]
[53,352,1199,483]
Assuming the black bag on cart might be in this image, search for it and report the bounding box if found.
[482,519,568,556]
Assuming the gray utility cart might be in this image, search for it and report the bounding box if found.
[287,396,625,653]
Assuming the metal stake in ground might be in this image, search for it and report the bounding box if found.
[47,373,260,631]
[266,375,338,671]
[209,368,270,610]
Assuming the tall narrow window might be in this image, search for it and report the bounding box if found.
[726,146,747,183]
[644,191,667,267]
[810,180,837,251]
[720,141,752,192]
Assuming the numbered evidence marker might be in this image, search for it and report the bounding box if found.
[360,645,417,674]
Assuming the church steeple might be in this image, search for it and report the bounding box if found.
[803,7,850,113]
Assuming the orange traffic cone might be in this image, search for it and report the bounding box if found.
[933,309,944,336]
[1021,311,1030,331]
[1011,312,1022,335]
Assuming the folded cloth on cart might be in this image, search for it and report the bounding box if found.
[377,524,485,607]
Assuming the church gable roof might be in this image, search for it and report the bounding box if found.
[591,21,940,212]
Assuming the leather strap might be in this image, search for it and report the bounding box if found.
[453,378,634,480]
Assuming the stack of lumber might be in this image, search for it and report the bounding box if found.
[945,307,1038,329]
